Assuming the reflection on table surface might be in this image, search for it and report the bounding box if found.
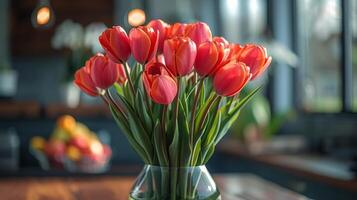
[0,173,309,200]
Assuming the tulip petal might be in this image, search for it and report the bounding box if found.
[130,28,151,63]
[239,44,266,79]
[99,26,131,63]
[163,39,178,75]
[194,41,218,76]
[176,39,196,76]
[90,55,119,89]
[74,67,98,96]
[213,63,250,96]
[150,75,177,104]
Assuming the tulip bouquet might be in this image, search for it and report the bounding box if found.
[74,19,271,199]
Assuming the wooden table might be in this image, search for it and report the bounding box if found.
[0,174,308,200]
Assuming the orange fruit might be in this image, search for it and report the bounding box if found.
[57,115,76,132]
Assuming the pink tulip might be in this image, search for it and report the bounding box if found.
[129,26,159,64]
[99,26,131,63]
[147,19,169,52]
[142,62,177,104]
[74,63,98,97]
[163,37,197,76]
[185,22,212,47]
[89,54,122,90]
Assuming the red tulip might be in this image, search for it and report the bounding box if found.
[185,22,212,47]
[74,62,98,97]
[99,26,131,63]
[129,26,159,64]
[142,62,177,104]
[163,37,197,76]
[167,23,187,38]
[213,62,252,97]
[237,44,272,80]
[89,54,122,90]
[147,19,168,52]
[194,40,229,77]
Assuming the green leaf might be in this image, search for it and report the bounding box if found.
[190,138,201,166]
[194,92,215,133]
[178,99,191,166]
[109,105,150,164]
[169,121,180,167]
[229,86,262,116]
[116,93,154,163]
[153,120,169,166]
[122,82,134,106]
[214,86,262,145]
[201,144,215,165]
[135,89,153,132]
[113,83,124,96]
[203,110,221,148]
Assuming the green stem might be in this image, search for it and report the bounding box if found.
[170,168,178,200]
[174,77,181,119]
[124,62,135,95]
[161,106,169,166]
[190,79,204,152]
[172,77,181,147]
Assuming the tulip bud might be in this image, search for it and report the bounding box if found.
[147,19,168,53]
[163,37,197,76]
[142,62,177,105]
[185,22,212,47]
[129,26,159,64]
[99,26,131,63]
[74,62,98,97]
[194,40,229,77]
[213,62,252,97]
[238,44,272,80]
[89,54,122,90]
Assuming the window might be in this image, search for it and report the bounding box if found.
[297,0,342,112]
[296,0,357,113]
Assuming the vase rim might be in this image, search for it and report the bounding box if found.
[144,164,207,169]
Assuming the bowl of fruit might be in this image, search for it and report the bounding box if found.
[30,115,112,173]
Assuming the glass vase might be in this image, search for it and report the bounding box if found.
[129,165,221,200]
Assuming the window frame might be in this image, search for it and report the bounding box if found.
[291,0,356,114]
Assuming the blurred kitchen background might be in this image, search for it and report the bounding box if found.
[0,0,357,199]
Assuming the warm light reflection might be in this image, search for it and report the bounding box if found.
[36,6,51,25]
[128,8,146,27]
[90,141,103,155]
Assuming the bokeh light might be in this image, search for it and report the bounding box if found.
[36,7,51,25]
[128,8,146,27]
